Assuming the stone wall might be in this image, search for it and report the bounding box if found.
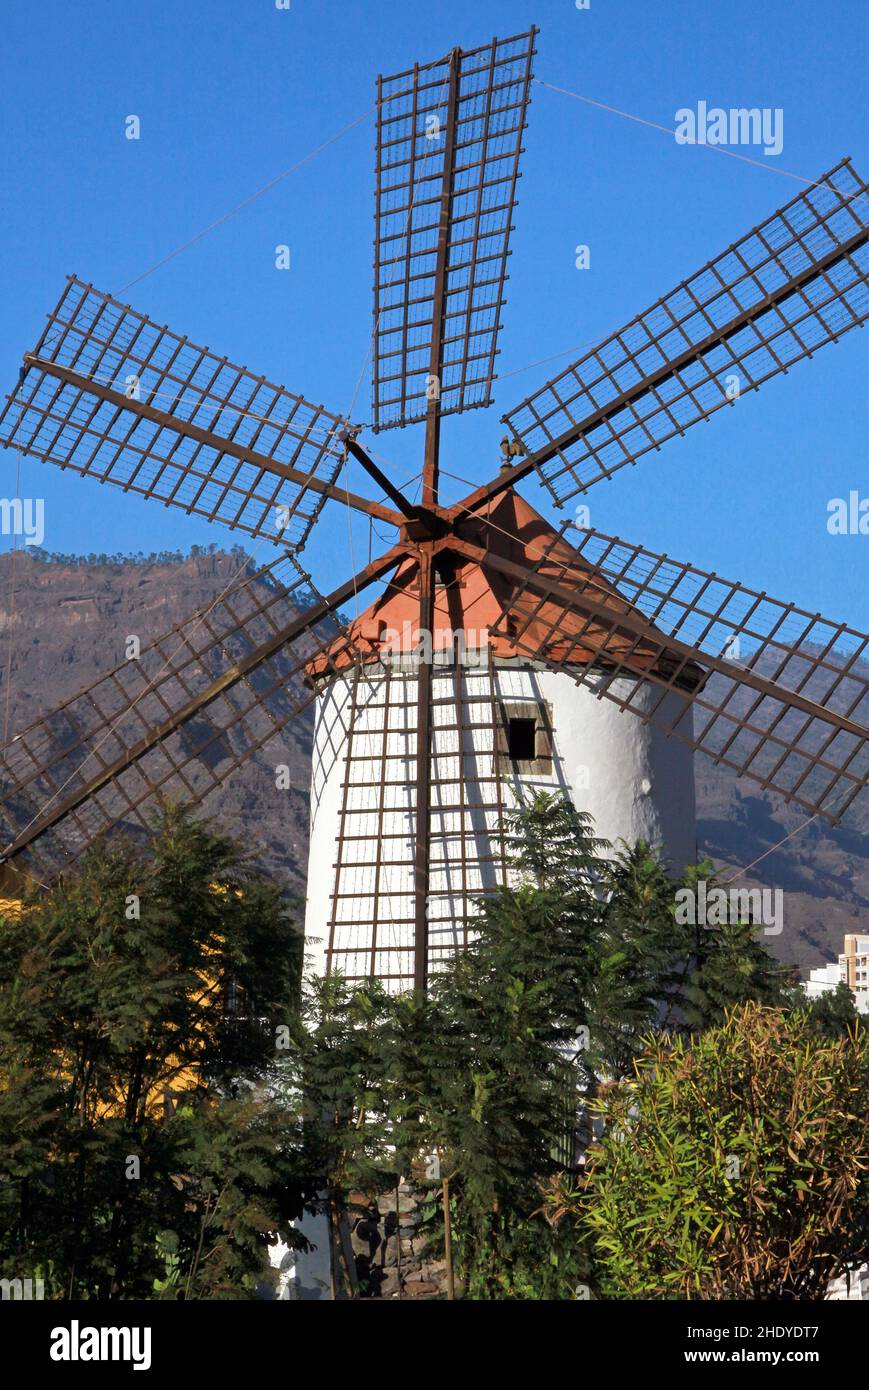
[347,1178,449,1300]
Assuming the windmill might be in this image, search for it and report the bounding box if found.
[0,26,867,998]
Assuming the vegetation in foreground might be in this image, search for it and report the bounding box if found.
[0,796,865,1299]
[0,806,308,1299]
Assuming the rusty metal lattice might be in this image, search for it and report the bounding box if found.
[501,159,869,503]
[0,554,365,877]
[325,654,511,990]
[0,277,350,551]
[483,524,869,823]
[372,28,536,430]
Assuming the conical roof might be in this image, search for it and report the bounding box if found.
[306,488,703,690]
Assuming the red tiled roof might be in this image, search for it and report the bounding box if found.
[306,488,703,690]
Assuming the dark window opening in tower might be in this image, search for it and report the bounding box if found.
[507,717,536,761]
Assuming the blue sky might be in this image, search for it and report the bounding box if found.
[0,0,866,626]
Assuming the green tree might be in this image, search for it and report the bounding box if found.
[682,868,794,1030]
[0,804,307,1300]
[389,793,606,1297]
[587,839,688,1082]
[796,981,859,1039]
[549,1002,869,1299]
[281,794,801,1301]
[280,974,398,1296]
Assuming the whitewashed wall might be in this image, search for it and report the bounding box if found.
[303,660,696,988]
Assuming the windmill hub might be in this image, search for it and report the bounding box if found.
[399,506,452,544]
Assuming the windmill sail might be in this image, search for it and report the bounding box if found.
[499,159,869,503]
[321,654,510,990]
[0,278,353,552]
[0,549,400,877]
[456,523,869,823]
[372,28,536,430]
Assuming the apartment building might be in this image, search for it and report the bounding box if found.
[803,933,869,1015]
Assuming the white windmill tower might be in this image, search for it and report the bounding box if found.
[303,484,700,993]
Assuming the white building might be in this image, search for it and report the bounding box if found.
[303,488,698,992]
[827,1266,869,1301]
[804,961,844,1001]
[802,934,869,1015]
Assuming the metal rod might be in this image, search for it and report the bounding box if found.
[343,433,418,520]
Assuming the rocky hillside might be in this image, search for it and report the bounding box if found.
[0,548,315,903]
[695,759,868,973]
[0,548,864,974]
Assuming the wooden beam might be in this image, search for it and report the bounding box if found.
[413,548,435,992]
[0,541,410,863]
[422,47,461,510]
[448,532,869,742]
[24,354,405,529]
